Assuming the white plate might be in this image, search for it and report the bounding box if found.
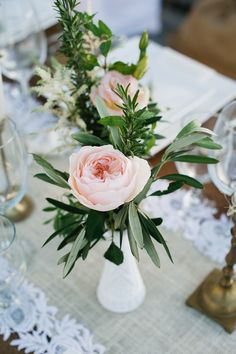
[110,37,236,154]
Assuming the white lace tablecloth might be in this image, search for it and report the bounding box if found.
[141,180,233,265]
[1,160,236,354]
[0,279,105,354]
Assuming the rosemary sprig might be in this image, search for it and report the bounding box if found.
[118,85,160,156]
[54,0,112,134]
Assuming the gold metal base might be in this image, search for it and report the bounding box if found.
[186,269,236,333]
[6,195,34,222]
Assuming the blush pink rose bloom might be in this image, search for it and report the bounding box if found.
[68,145,151,212]
[90,71,150,115]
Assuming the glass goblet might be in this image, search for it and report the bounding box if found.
[0,214,27,309]
[0,117,28,214]
[0,0,47,124]
[208,100,236,195]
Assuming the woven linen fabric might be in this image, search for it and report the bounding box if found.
[14,159,236,354]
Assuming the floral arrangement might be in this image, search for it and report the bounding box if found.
[33,0,160,154]
[32,0,221,278]
[34,81,221,277]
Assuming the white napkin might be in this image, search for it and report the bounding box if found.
[78,0,162,35]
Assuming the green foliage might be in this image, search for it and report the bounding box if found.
[194,137,222,150]
[54,0,112,75]
[151,120,221,178]
[33,154,69,189]
[57,225,83,250]
[166,120,217,155]
[143,230,160,268]
[150,181,184,197]
[96,84,161,157]
[63,228,86,277]
[104,243,124,265]
[114,205,128,230]
[42,223,78,247]
[108,30,149,79]
[134,55,148,80]
[47,197,88,214]
[34,173,62,187]
[40,180,174,275]
[159,174,203,189]
[134,178,153,204]
[34,2,223,276]
[171,155,218,164]
[139,31,149,53]
[35,114,221,277]
[72,132,107,146]
[53,0,113,134]
[139,212,173,262]
[42,194,108,276]
[85,210,106,241]
[109,61,136,75]
[95,96,123,149]
[98,116,125,128]
[127,224,139,261]
[128,202,144,248]
[50,2,152,137]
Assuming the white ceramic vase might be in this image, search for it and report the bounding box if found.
[97,231,146,313]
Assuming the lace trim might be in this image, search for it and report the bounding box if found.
[0,280,105,354]
[141,180,232,264]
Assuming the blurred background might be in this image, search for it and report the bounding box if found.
[81,0,236,80]
[0,0,235,156]
[1,0,236,79]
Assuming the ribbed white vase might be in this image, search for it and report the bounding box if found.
[97,231,146,313]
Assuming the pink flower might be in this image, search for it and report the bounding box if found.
[90,71,149,115]
[68,145,151,212]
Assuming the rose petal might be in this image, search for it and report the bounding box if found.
[68,145,151,211]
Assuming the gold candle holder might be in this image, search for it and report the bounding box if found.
[6,195,34,222]
[186,198,236,333]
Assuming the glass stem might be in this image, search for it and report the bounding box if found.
[19,78,31,125]
[0,121,10,196]
[20,78,29,100]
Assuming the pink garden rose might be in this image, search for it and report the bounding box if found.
[68,145,151,212]
[90,71,150,115]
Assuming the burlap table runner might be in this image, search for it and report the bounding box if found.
[2,158,236,354]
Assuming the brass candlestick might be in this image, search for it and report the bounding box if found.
[186,200,236,333]
[6,195,34,222]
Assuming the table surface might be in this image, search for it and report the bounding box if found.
[1,154,234,354]
[1,25,234,354]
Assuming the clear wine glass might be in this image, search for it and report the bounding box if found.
[0,0,47,123]
[0,214,27,309]
[208,100,236,195]
[175,112,212,211]
[0,117,27,213]
[206,101,236,261]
